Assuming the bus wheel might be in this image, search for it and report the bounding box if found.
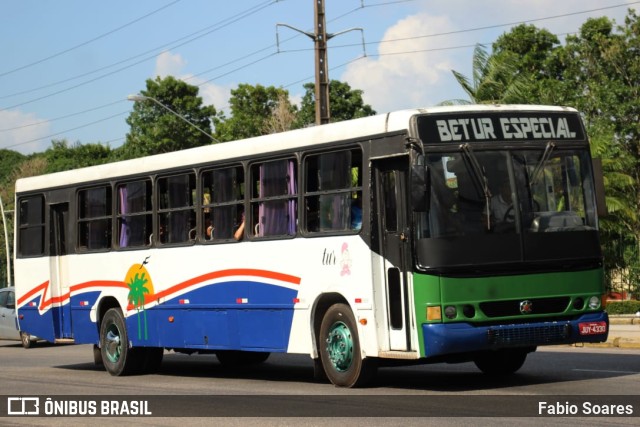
[20,332,32,349]
[100,308,141,376]
[474,349,528,375]
[319,303,376,388]
[216,350,270,366]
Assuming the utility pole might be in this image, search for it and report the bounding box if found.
[277,0,365,125]
[314,0,330,125]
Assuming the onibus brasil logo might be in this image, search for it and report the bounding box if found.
[124,257,155,340]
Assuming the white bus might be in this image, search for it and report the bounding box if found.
[15,105,608,387]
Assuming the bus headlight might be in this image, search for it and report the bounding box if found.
[444,305,457,319]
[588,296,600,310]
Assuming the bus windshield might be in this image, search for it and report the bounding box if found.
[414,146,600,271]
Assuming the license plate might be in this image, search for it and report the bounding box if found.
[578,321,607,335]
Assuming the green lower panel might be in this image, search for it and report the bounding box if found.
[412,268,604,357]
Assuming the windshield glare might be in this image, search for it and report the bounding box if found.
[417,148,597,239]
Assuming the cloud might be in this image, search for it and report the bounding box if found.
[154,51,187,78]
[153,50,232,112]
[341,12,466,112]
[0,110,52,154]
[340,0,636,113]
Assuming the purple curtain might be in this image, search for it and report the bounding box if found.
[119,186,128,247]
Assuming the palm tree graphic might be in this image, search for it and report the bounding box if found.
[127,272,150,340]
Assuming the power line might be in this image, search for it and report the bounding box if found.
[0,1,279,109]
[2,1,635,150]
[0,100,126,133]
[2,111,130,150]
[0,0,182,79]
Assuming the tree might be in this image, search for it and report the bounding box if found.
[295,80,375,128]
[43,139,114,173]
[442,44,529,105]
[558,13,640,297]
[213,84,293,142]
[125,76,216,156]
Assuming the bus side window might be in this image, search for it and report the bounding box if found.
[304,149,362,233]
[18,195,45,257]
[116,180,152,248]
[251,159,297,237]
[158,173,196,245]
[78,186,112,251]
[202,166,245,242]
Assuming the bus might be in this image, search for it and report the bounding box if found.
[14,105,609,387]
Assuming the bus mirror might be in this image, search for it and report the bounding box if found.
[592,157,607,217]
[411,165,429,212]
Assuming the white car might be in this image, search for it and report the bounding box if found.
[0,286,38,348]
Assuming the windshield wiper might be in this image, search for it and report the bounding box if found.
[460,143,492,230]
[530,141,556,187]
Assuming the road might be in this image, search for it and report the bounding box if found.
[0,340,638,426]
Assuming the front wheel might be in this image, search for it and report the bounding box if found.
[474,349,528,375]
[319,303,376,387]
[99,308,142,376]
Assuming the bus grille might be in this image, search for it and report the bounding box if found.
[487,323,570,346]
[479,297,570,317]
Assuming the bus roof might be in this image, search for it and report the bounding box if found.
[15,104,577,193]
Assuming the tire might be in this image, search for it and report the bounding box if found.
[474,349,528,375]
[20,332,32,349]
[93,344,104,367]
[99,308,143,376]
[319,303,377,388]
[216,350,270,366]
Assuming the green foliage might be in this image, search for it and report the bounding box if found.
[125,76,216,156]
[0,150,25,184]
[605,300,640,315]
[447,10,640,293]
[294,80,375,127]
[212,84,293,141]
[43,139,114,173]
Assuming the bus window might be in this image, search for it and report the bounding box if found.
[116,180,152,248]
[304,149,362,233]
[18,195,45,257]
[251,159,297,238]
[201,166,244,241]
[158,173,196,245]
[78,186,112,251]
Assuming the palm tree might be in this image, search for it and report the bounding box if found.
[127,272,150,340]
[441,44,529,105]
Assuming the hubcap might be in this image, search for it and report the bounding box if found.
[325,321,354,372]
[105,324,122,363]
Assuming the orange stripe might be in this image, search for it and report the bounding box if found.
[21,269,300,311]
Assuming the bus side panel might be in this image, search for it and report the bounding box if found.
[70,291,101,344]
[123,280,298,351]
[17,302,57,343]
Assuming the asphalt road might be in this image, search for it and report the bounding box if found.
[0,340,638,426]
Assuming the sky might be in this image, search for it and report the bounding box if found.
[0,0,638,154]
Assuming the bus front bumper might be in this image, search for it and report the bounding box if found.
[422,311,609,358]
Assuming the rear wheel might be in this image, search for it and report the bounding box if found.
[20,331,32,349]
[319,303,376,387]
[474,349,528,375]
[100,308,143,376]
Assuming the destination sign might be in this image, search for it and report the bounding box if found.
[417,111,585,143]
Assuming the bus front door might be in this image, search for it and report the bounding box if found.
[49,202,72,340]
[374,157,412,352]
